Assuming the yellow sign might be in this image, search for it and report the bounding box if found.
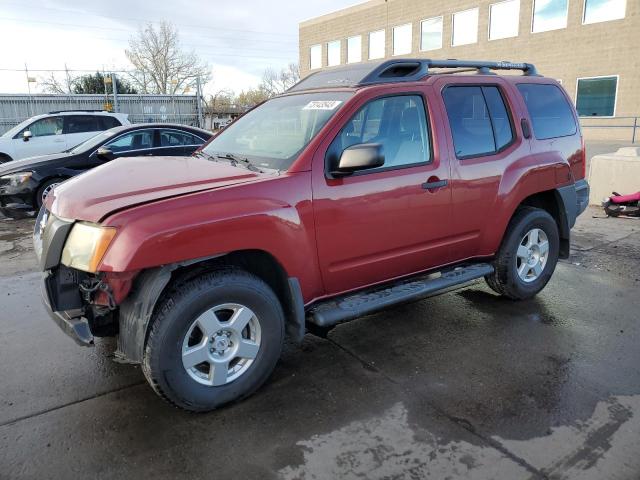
[27,77,36,83]
[103,102,113,112]
[104,76,112,84]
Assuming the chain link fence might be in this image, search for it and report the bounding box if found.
[0,91,204,135]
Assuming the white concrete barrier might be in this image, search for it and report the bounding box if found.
[588,147,640,205]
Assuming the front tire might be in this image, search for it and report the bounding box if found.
[142,269,285,412]
[36,178,64,209]
[485,207,560,300]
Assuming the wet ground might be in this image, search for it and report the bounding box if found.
[0,207,639,480]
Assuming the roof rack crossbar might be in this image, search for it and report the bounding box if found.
[287,59,539,92]
[358,59,538,86]
[422,60,538,76]
[48,109,108,114]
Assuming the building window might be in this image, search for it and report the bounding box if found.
[583,0,626,24]
[327,40,341,67]
[452,8,479,46]
[576,76,618,117]
[347,35,362,63]
[369,29,386,59]
[420,16,443,51]
[489,0,520,40]
[393,23,412,56]
[310,44,322,70]
[532,0,568,33]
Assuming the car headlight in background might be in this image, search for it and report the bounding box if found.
[61,222,117,273]
[0,172,32,187]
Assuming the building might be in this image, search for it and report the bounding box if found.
[299,0,639,141]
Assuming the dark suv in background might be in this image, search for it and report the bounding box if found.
[35,59,588,411]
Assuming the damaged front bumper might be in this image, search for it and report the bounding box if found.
[34,207,95,346]
[41,276,94,346]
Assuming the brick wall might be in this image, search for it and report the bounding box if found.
[299,0,640,121]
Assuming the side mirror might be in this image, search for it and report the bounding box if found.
[332,143,384,177]
[23,131,32,142]
[96,147,115,161]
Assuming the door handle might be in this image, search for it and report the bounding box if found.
[421,179,448,190]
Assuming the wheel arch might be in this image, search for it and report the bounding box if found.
[518,189,571,259]
[116,249,305,364]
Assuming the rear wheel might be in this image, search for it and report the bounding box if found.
[486,207,559,300]
[142,269,285,412]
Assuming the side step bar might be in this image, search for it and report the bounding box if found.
[308,263,494,327]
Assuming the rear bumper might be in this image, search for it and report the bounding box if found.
[557,179,590,230]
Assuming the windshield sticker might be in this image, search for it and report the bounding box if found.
[303,100,343,111]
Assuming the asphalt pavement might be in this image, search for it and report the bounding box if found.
[0,208,639,480]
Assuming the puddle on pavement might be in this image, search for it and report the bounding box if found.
[279,402,530,479]
[280,395,640,480]
[495,394,640,479]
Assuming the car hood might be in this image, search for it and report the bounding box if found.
[0,152,73,175]
[48,155,262,223]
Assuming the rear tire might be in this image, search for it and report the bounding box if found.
[142,268,285,412]
[485,207,559,300]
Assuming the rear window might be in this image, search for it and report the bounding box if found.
[517,84,577,140]
[442,85,514,158]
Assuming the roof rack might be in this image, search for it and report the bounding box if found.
[48,109,108,114]
[288,59,539,92]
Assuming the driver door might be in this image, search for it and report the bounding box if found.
[312,90,454,295]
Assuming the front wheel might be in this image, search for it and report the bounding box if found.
[36,178,64,209]
[142,269,285,411]
[485,207,560,300]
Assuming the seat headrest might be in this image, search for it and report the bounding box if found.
[402,106,420,135]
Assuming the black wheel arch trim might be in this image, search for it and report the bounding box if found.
[116,256,306,364]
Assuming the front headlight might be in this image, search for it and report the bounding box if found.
[61,222,117,273]
[1,172,32,187]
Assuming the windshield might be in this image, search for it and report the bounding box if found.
[202,92,352,171]
[69,129,119,154]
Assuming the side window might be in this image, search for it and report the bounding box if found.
[442,86,514,158]
[100,116,122,130]
[327,95,431,173]
[23,117,63,137]
[517,84,577,139]
[159,130,203,147]
[104,130,154,153]
[64,115,101,134]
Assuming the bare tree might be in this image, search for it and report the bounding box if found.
[125,21,211,94]
[38,72,69,94]
[260,63,300,97]
[207,89,235,111]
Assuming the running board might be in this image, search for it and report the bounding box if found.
[308,263,494,327]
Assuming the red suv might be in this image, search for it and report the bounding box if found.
[35,60,589,411]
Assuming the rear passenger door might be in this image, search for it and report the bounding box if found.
[156,129,207,156]
[436,79,527,260]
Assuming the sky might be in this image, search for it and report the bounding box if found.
[0,0,363,96]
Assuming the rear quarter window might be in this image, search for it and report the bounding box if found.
[516,84,577,140]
